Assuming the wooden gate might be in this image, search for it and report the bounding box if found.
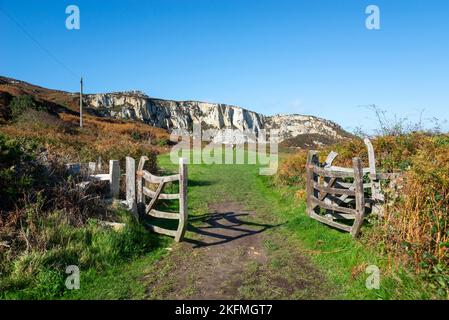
[305,138,389,237]
[306,152,367,237]
[136,157,188,242]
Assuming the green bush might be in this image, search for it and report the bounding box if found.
[9,95,43,120]
[0,134,44,211]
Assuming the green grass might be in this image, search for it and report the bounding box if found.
[1,209,171,300]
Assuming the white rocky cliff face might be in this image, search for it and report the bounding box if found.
[84,92,349,143]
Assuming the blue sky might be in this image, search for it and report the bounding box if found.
[1,0,448,133]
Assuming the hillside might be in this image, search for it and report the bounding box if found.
[0,76,351,146]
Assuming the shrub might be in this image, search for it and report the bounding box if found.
[275,151,308,187]
[0,133,43,211]
[9,95,43,120]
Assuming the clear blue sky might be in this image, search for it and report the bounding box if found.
[1,0,448,133]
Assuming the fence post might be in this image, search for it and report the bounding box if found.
[364,138,377,180]
[126,157,138,220]
[88,162,96,175]
[306,150,318,217]
[364,138,384,216]
[97,156,103,172]
[175,158,188,242]
[109,160,120,199]
[350,157,365,237]
[136,156,149,221]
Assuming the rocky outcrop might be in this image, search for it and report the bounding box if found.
[265,114,348,141]
[84,92,350,143]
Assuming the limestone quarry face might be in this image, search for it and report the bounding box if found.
[84,92,349,143]
[265,114,346,141]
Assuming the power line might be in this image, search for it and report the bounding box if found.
[0,6,79,79]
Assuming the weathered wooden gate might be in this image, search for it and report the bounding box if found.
[305,139,387,237]
[136,157,188,242]
[306,152,367,237]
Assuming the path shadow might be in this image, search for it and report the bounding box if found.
[184,212,284,248]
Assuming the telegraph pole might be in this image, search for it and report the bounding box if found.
[80,77,83,128]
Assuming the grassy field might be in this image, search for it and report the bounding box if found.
[41,150,433,300]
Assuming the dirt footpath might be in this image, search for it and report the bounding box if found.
[143,202,332,299]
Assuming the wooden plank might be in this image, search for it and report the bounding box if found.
[109,160,120,199]
[350,157,366,237]
[126,157,137,219]
[145,223,178,237]
[136,156,149,221]
[148,209,179,220]
[90,173,110,181]
[314,182,356,196]
[328,212,356,220]
[141,170,180,184]
[97,156,103,172]
[306,151,319,217]
[88,162,96,175]
[138,156,149,172]
[308,210,352,232]
[145,182,165,213]
[364,138,377,180]
[324,151,338,167]
[175,158,188,242]
[364,138,385,204]
[329,166,370,174]
[311,165,371,178]
[319,178,336,201]
[143,187,180,200]
[310,165,354,178]
[335,181,371,189]
[310,197,357,216]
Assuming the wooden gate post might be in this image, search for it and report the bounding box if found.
[306,150,318,217]
[136,156,149,222]
[175,158,188,242]
[350,157,365,237]
[109,160,120,199]
[126,157,138,220]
